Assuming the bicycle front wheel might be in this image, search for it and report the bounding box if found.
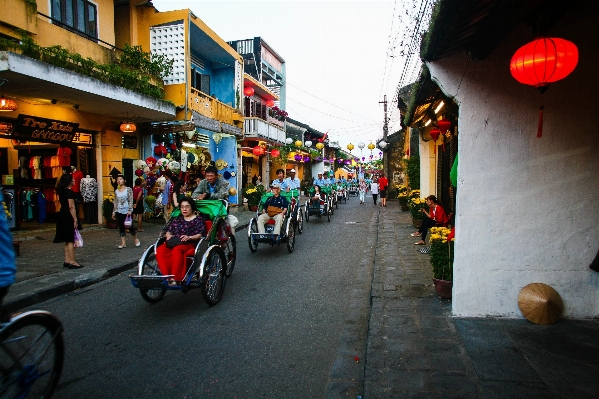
[0,311,64,399]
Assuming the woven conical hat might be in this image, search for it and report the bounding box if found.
[518,283,564,325]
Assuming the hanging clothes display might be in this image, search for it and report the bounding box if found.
[80,176,98,203]
[57,146,72,167]
[19,156,28,178]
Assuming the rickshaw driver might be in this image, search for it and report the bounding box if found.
[257,182,288,237]
[191,166,229,200]
[268,169,290,192]
[284,168,301,191]
[313,172,327,186]
[327,172,336,186]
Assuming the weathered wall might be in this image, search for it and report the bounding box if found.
[427,5,599,318]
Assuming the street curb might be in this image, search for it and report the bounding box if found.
[5,222,251,313]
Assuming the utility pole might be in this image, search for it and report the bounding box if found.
[379,95,389,177]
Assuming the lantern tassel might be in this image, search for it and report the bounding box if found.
[537,106,544,138]
[433,140,437,154]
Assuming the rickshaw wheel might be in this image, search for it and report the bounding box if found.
[248,218,259,252]
[223,234,237,277]
[139,249,166,304]
[286,219,295,253]
[305,203,310,222]
[327,208,331,222]
[201,247,227,306]
[297,208,304,233]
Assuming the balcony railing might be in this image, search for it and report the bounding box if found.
[244,117,286,144]
[190,88,241,127]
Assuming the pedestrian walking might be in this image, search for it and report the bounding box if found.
[112,175,140,249]
[53,174,83,269]
[358,178,367,204]
[370,177,379,205]
[378,173,388,207]
[132,178,145,232]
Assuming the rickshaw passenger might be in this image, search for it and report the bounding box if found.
[257,183,288,236]
[311,185,325,208]
[156,197,206,285]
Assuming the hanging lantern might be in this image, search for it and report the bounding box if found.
[362,157,365,161]
[347,143,354,152]
[294,154,303,161]
[120,122,136,133]
[294,140,303,147]
[285,137,293,145]
[270,148,280,158]
[437,119,451,133]
[510,37,578,138]
[315,142,324,150]
[265,99,275,107]
[378,140,388,150]
[253,145,264,156]
[0,98,17,112]
[303,155,310,162]
[430,128,441,154]
[244,86,255,97]
[358,142,365,150]
[345,160,351,165]
[367,143,375,151]
[304,140,312,148]
[212,133,223,145]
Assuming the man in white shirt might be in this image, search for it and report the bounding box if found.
[284,168,301,191]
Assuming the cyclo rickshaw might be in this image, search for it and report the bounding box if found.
[348,182,358,196]
[247,190,297,253]
[336,183,348,204]
[130,200,236,306]
[305,185,333,222]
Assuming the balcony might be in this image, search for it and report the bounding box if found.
[189,88,243,136]
[244,117,286,144]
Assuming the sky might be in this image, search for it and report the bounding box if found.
[152,0,423,152]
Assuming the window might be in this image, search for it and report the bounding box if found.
[190,68,210,95]
[52,0,98,39]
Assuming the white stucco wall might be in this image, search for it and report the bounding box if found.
[427,6,599,318]
[419,139,436,198]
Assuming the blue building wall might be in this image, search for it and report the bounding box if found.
[212,66,235,105]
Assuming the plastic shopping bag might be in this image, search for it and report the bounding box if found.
[124,214,133,228]
[74,229,83,247]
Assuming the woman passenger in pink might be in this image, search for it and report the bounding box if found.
[156,197,206,286]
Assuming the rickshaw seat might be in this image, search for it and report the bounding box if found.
[204,220,213,232]
[265,219,276,225]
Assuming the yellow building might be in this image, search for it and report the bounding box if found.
[0,0,175,227]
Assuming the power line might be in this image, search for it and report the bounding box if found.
[285,80,377,123]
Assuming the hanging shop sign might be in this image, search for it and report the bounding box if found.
[12,114,79,144]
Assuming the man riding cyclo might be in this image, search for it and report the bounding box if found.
[313,172,327,187]
[257,182,288,239]
[268,169,291,192]
[326,172,336,186]
[283,168,301,191]
[191,165,229,200]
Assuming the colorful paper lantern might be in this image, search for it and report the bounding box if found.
[304,140,312,148]
[0,98,17,112]
[510,37,578,138]
[294,140,302,147]
[266,99,275,107]
[270,149,280,158]
[285,137,293,145]
[367,143,375,151]
[252,145,264,156]
[119,122,136,133]
[315,142,324,150]
[244,86,255,97]
[347,143,354,152]
[437,119,451,133]
[294,154,303,161]
[303,155,310,162]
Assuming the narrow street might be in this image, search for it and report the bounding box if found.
[39,197,374,398]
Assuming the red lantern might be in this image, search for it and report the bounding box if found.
[437,119,451,133]
[430,128,441,154]
[244,86,255,97]
[252,145,264,156]
[270,148,280,158]
[510,37,578,138]
[265,99,275,107]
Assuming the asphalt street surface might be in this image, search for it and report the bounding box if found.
[31,195,374,398]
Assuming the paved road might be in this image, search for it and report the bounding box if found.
[32,195,374,398]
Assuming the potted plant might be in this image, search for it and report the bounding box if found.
[409,195,427,228]
[242,184,264,211]
[429,227,454,298]
[102,194,117,228]
[397,185,409,211]
[145,195,156,217]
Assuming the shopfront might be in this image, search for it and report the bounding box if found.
[0,114,98,229]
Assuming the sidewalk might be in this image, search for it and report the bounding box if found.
[362,202,599,398]
[5,207,257,313]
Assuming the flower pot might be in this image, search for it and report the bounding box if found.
[412,219,423,228]
[432,278,452,299]
[106,221,118,229]
[248,205,258,212]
